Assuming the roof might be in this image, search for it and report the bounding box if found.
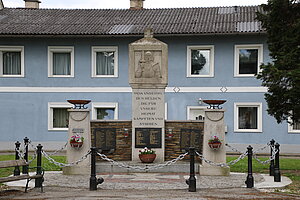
[0,6,265,36]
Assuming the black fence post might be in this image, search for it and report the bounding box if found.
[274,143,281,182]
[14,141,21,176]
[90,147,97,190]
[269,139,275,176]
[89,147,104,190]
[35,144,43,188]
[22,137,29,174]
[187,147,196,192]
[245,145,254,188]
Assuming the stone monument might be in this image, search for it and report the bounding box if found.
[129,29,168,162]
[200,109,230,175]
[63,108,91,175]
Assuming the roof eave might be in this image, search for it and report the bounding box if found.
[0,31,267,38]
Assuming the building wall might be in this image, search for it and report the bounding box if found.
[0,35,299,152]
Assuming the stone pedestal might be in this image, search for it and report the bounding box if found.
[199,109,230,176]
[131,89,165,162]
[63,109,91,175]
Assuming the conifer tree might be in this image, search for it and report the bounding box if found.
[256,0,300,124]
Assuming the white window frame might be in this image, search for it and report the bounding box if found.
[187,45,214,77]
[288,118,300,133]
[0,46,25,77]
[48,102,72,131]
[234,102,262,132]
[91,46,118,78]
[234,44,263,77]
[187,106,207,120]
[48,46,74,77]
[91,102,118,120]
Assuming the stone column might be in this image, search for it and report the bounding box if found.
[129,29,168,162]
[200,109,230,176]
[63,109,91,175]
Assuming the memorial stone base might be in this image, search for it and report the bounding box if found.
[63,165,90,175]
[199,109,230,176]
[63,109,91,175]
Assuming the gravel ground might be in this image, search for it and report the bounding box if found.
[1,187,300,200]
[1,172,299,200]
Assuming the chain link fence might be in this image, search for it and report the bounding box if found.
[12,139,279,172]
[42,150,91,168]
[253,144,278,165]
[96,151,188,171]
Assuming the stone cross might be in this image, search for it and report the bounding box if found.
[144,28,153,38]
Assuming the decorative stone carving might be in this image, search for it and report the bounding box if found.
[129,28,168,89]
[135,51,162,78]
[205,111,224,122]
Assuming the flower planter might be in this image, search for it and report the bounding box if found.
[70,141,83,149]
[139,154,156,163]
[208,142,222,150]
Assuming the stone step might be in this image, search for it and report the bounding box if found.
[96,161,200,173]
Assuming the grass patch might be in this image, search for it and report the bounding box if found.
[0,154,66,178]
[227,156,300,195]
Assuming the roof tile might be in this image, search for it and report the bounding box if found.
[0,6,264,36]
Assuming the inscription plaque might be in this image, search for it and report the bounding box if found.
[72,128,84,134]
[180,129,202,151]
[94,128,116,151]
[135,128,162,148]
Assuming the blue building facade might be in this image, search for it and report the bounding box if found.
[0,2,299,152]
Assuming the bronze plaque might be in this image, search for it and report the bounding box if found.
[94,128,116,151]
[135,128,162,148]
[180,129,202,151]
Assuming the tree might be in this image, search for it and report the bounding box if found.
[191,51,206,74]
[256,0,300,124]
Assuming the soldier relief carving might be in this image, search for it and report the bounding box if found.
[135,51,162,78]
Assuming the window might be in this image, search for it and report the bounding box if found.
[187,106,207,120]
[48,46,74,77]
[48,102,72,131]
[234,103,262,132]
[234,44,263,77]
[91,102,118,120]
[0,46,24,77]
[288,116,300,133]
[92,46,118,77]
[187,45,214,77]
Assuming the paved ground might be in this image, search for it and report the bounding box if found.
[1,172,299,200]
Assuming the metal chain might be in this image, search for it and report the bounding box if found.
[44,142,68,156]
[195,150,248,167]
[226,150,248,166]
[96,151,188,171]
[28,150,37,164]
[42,150,91,167]
[225,143,244,154]
[253,143,270,154]
[15,147,25,160]
[253,145,278,165]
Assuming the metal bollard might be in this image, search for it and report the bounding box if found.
[14,141,21,176]
[35,144,43,188]
[22,137,29,174]
[90,147,104,190]
[186,147,196,192]
[274,143,281,182]
[269,139,275,176]
[245,145,254,188]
